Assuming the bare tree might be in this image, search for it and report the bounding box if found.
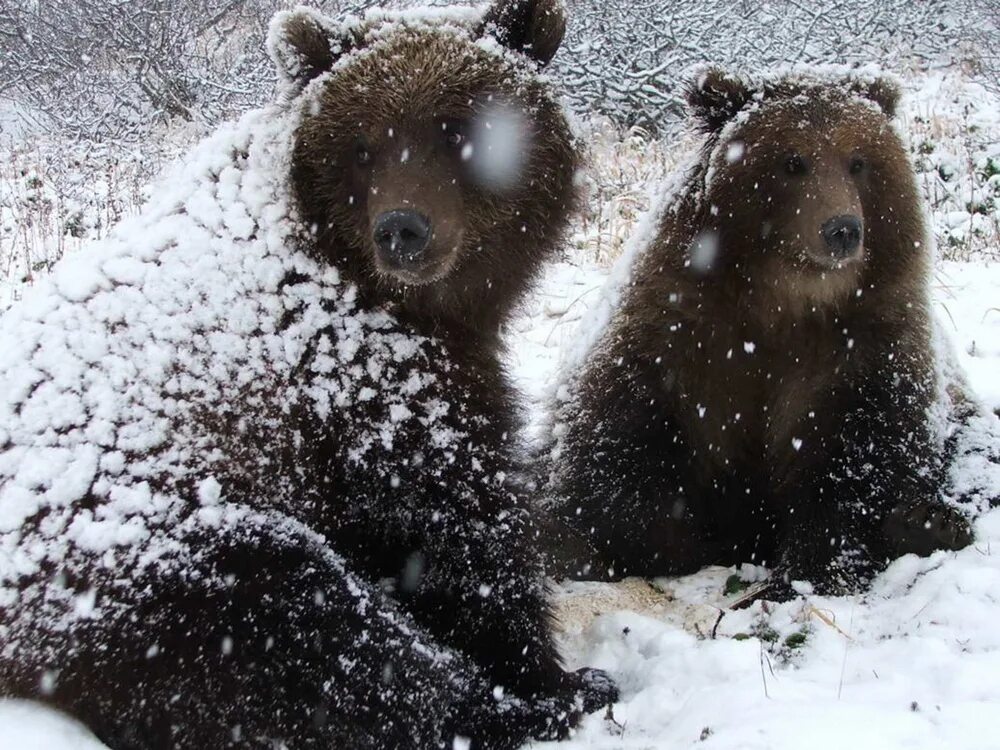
[1,0,995,138]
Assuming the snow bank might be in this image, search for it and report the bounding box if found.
[0,700,106,749]
[547,507,1000,750]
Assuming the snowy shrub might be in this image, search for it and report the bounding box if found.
[567,117,680,266]
[4,0,996,139]
[0,127,198,307]
[0,0,367,141]
[554,0,995,131]
[905,74,1000,261]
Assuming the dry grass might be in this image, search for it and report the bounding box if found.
[570,117,691,267]
[0,125,192,308]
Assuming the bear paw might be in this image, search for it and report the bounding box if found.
[569,667,619,714]
[513,667,618,743]
[885,500,973,557]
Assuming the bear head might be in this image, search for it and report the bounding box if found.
[686,67,925,311]
[275,0,576,332]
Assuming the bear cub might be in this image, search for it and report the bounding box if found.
[548,68,972,596]
[0,3,615,749]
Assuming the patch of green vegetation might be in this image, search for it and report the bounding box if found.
[783,628,809,650]
[723,573,746,595]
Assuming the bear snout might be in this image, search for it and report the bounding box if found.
[374,208,432,266]
[820,214,863,260]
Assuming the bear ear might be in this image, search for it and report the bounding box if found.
[268,9,353,91]
[479,0,567,67]
[855,76,901,118]
[686,67,753,132]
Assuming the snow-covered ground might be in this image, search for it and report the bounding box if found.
[0,701,107,749]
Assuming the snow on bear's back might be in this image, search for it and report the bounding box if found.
[0,104,398,603]
[0,108,299,584]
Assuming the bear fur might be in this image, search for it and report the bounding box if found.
[546,68,976,596]
[0,3,616,748]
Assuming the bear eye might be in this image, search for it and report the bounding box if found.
[785,154,807,176]
[849,155,866,174]
[441,119,468,149]
[355,143,372,167]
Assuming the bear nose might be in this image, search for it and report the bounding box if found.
[373,209,431,264]
[821,215,863,258]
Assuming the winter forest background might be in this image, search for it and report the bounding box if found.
[1,0,999,312]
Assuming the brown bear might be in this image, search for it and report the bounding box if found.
[545,68,974,596]
[0,2,615,748]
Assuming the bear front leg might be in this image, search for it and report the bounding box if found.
[772,366,971,596]
[401,501,618,714]
[0,514,557,750]
[551,360,715,580]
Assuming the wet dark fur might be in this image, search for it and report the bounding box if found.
[0,3,617,748]
[547,70,971,596]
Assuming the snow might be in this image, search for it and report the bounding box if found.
[0,701,106,750]
[935,262,1000,409]
[2,14,1000,750]
[543,532,1000,750]
[469,102,531,189]
[0,106,305,588]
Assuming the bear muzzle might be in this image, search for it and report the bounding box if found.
[371,208,461,284]
[820,214,864,262]
[374,209,432,265]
